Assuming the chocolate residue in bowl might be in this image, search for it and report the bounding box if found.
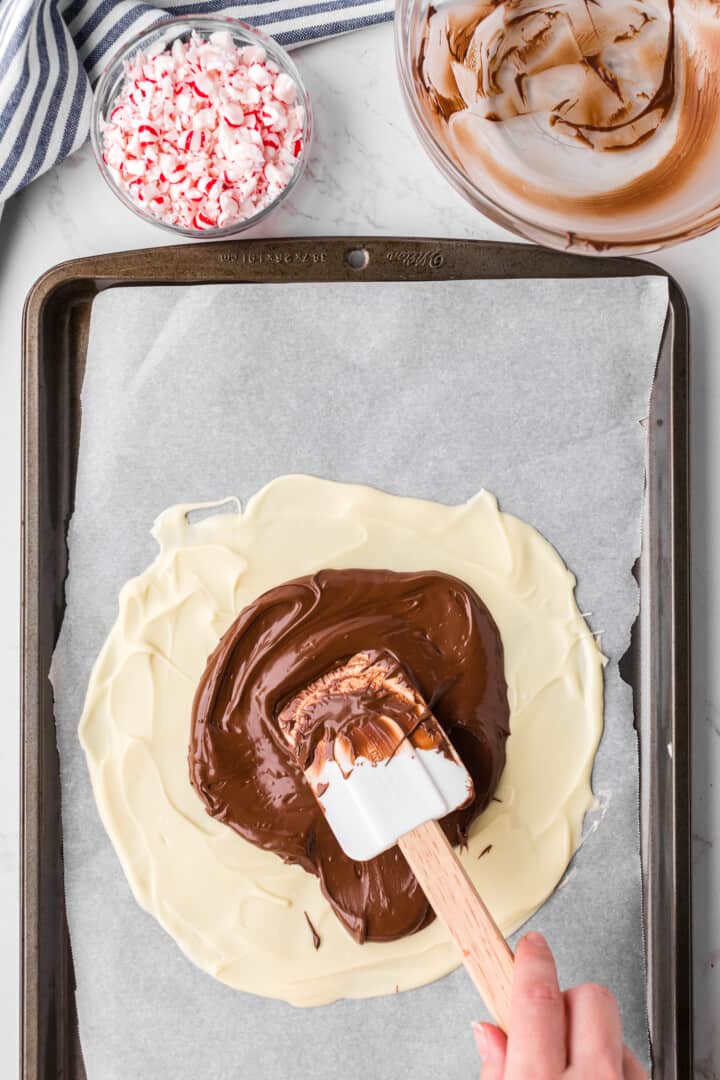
[413,0,720,244]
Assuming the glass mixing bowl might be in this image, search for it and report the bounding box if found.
[395,0,720,254]
[91,16,312,238]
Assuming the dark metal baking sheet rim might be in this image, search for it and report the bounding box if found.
[20,237,692,1080]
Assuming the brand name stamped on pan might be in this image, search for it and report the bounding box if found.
[217,251,328,265]
[385,250,445,269]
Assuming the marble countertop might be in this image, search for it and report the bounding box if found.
[0,20,716,1079]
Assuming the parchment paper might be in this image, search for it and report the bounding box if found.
[51,276,669,1079]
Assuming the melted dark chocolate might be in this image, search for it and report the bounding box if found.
[189,569,510,943]
[304,911,321,950]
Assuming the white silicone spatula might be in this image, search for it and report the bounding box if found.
[279,649,515,1030]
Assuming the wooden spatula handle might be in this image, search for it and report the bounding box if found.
[398,818,514,1031]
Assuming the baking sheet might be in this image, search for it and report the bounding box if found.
[50,275,668,1079]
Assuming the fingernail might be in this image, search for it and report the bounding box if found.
[472,1022,488,1059]
[523,931,548,948]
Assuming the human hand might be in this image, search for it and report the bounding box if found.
[473,932,647,1079]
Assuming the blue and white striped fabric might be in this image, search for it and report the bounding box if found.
[0,0,394,203]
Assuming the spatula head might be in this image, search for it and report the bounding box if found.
[279,650,474,862]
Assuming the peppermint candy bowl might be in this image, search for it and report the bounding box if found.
[91,17,312,238]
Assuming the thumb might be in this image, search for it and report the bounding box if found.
[473,1022,507,1079]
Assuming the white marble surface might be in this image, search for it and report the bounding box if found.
[0,20,717,1079]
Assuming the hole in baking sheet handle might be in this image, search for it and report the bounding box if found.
[345,248,370,271]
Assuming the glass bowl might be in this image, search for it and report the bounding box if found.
[395,0,720,255]
[91,16,312,238]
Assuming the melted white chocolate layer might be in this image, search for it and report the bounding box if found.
[79,475,604,1006]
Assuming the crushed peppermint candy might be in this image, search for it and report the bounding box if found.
[101,30,305,231]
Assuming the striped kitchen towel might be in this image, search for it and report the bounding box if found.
[0,0,394,203]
